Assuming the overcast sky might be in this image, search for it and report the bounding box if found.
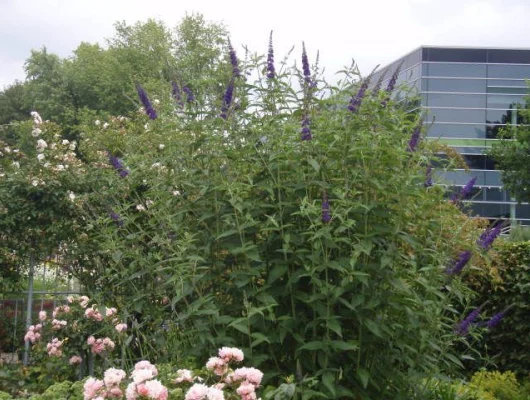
[1,0,530,88]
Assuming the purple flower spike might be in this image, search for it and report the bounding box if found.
[228,38,240,78]
[455,305,483,336]
[424,164,433,187]
[322,192,331,223]
[183,86,195,103]
[172,81,183,107]
[386,60,404,93]
[108,153,129,178]
[109,210,124,227]
[266,31,275,79]
[136,84,157,120]
[446,250,472,275]
[300,114,312,141]
[302,43,311,85]
[460,176,477,199]
[407,121,423,152]
[348,78,371,113]
[220,79,234,120]
[486,305,513,329]
[372,73,385,95]
[477,224,502,250]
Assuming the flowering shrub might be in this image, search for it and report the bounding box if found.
[24,295,126,375]
[82,347,262,400]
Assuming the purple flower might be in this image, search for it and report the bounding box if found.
[477,224,502,250]
[485,306,513,329]
[322,192,331,223]
[372,73,386,94]
[445,250,472,275]
[183,86,195,103]
[136,84,157,120]
[300,114,312,141]
[228,38,240,78]
[407,121,423,152]
[108,153,129,178]
[455,305,483,336]
[109,210,124,227]
[172,81,183,107]
[386,60,404,93]
[302,43,311,85]
[266,31,275,79]
[220,79,234,120]
[424,164,433,187]
[460,176,477,199]
[348,78,371,113]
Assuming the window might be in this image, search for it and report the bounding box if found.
[425,108,486,123]
[488,64,530,79]
[423,48,487,63]
[488,49,530,64]
[422,77,486,92]
[487,94,525,109]
[427,123,486,138]
[423,63,487,78]
[426,93,486,108]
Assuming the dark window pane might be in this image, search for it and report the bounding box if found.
[422,77,486,92]
[487,86,527,94]
[425,108,485,123]
[488,49,530,64]
[486,109,523,125]
[470,202,510,219]
[487,94,525,109]
[424,63,487,78]
[488,64,530,79]
[516,204,530,220]
[424,48,487,63]
[488,79,528,87]
[427,93,486,108]
[484,188,506,202]
[427,123,486,138]
[461,154,496,170]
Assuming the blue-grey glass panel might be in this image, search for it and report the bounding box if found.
[469,203,511,219]
[488,64,530,79]
[424,48,487,63]
[427,93,486,108]
[488,49,530,64]
[487,94,525,109]
[515,204,530,219]
[437,170,502,186]
[425,108,486,123]
[488,79,528,87]
[427,123,486,138]
[453,146,486,154]
[422,78,486,92]
[484,188,506,202]
[487,86,527,94]
[424,63,487,78]
[486,109,520,124]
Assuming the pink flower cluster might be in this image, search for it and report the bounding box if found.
[178,347,262,400]
[115,323,128,333]
[52,319,68,330]
[69,355,83,365]
[39,310,47,321]
[106,307,118,317]
[87,336,115,354]
[46,338,63,357]
[84,368,127,399]
[126,361,168,400]
[185,384,224,400]
[79,295,90,308]
[174,369,194,384]
[85,305,104,321]
[52,304,71,318]
[24,324,42,343]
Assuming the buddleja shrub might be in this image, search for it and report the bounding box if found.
[64,39,486,398]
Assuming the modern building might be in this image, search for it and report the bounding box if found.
[371,46,530,226]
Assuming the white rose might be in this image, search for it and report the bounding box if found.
[37,154,45,162]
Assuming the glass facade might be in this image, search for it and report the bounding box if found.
[371,47,530,225]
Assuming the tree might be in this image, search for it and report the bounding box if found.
[489,105,530,203]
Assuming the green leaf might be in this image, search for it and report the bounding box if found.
[308,158,320,173]
[322,371,336,397]
[357,368,370,389]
